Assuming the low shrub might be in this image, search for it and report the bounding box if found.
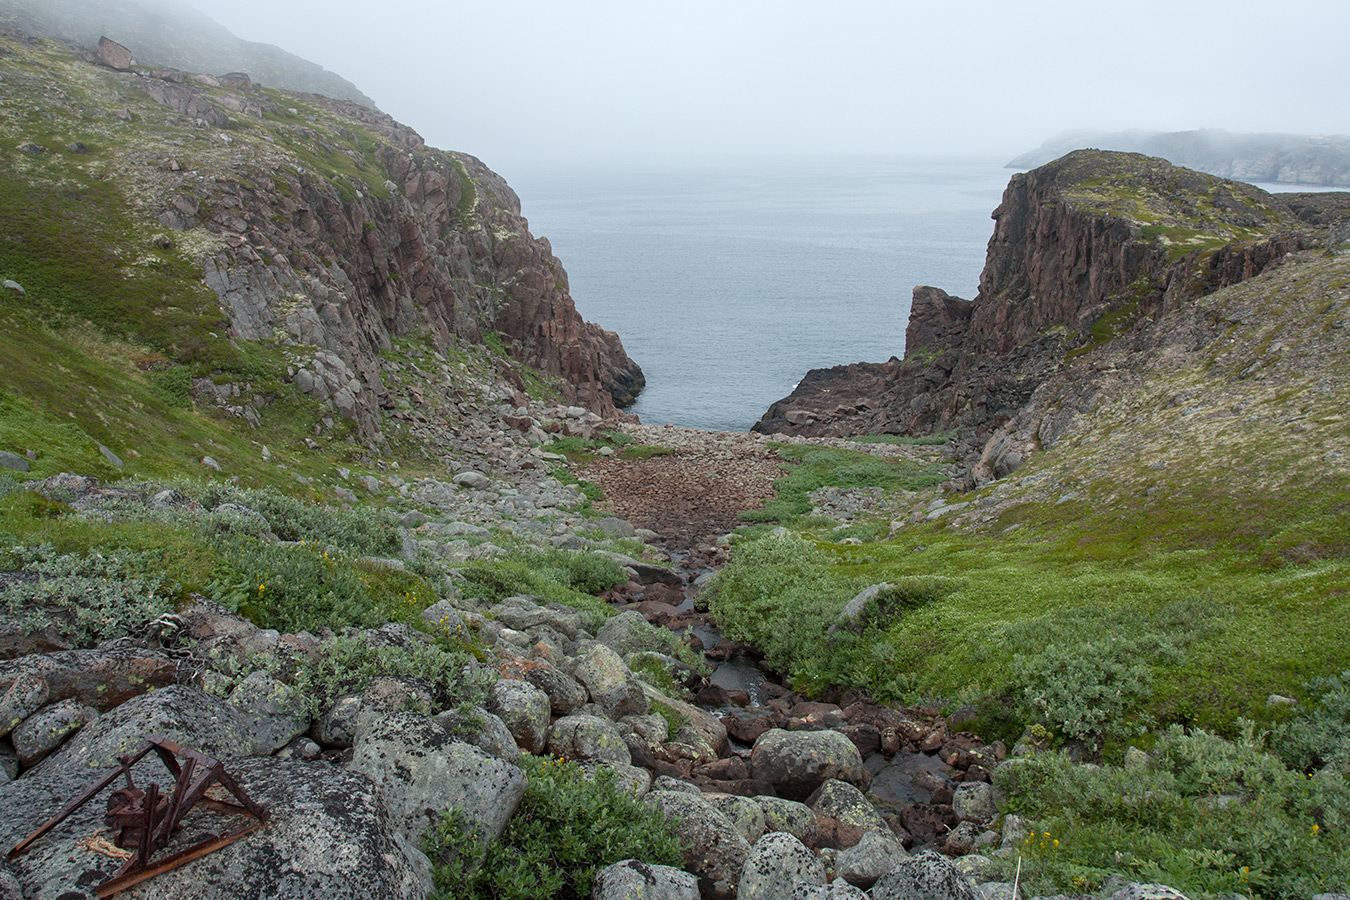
[1276,669,1350,772]
[458,547,624,630]
[423,754,684,900]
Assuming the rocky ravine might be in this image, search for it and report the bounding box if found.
[754,151,1349,486]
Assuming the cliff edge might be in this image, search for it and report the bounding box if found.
[755,151,1348,481]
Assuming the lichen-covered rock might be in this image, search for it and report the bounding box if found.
[952,781,997,825]
[574,644,650,719]
[597,610,665,656]
[0,672,48,738]
[870,849,977,900]
[738,831,827,900]
[33,685,255,784]
[750,730,867,801]
[580,760,652,798]
[11,699,96,768]
[835,830,907,888]
[522,660,589,716]
[787,879,869,900]
[641,683,727,763]
[229,670,311,755]
[705,793,766,844]
[349,711,525,843]
[548,714,632,765]
[0,648,176,713]
[489,596,583,639]
[435,706,521,763]
[592,859,700,900]
[1,757,429,900]
[1107,884,1192,900]
[313,695,363,748]
[487,678,552,753]
[809,779,891,850]
[756,795,816,842]
[646,790,752,900]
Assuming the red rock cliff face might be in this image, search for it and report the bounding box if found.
[754,151,1317,447]
[147,81,641,441]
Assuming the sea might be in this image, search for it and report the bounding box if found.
[509,156,1014,432]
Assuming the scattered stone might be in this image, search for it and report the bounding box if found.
[0,672,49,738]
[835,830,908,888]
[739,831,827,900]
[870,850,977,900]
[1,280,24,295]
[646,790,752,900]
[487,678,552,753]
[592,859,700,900]
[453,470,492,490]
[750,728,868,800]
[350,711,525,843]
[1107,884,1192,900]
[201,455,222,471]
[952,781,998,825]
[11,699,96,767]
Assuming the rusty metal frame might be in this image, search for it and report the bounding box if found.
[8,734,269,898]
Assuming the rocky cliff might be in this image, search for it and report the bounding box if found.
[0,33,642,443]
[1009,128,1350,187]
[0,0,378,107]
[754,151,1347,480]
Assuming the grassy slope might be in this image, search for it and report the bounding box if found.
[713,248,1350,739]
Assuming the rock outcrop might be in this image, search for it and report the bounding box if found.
[755,152,1344,482]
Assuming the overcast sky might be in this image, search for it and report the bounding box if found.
[178,0,1346,170]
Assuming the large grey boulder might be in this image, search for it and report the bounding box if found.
[738,831,827,900]
[435,706,521,763]
[0,673,48,738]
[952,781,998,825]
[705,793,766,844]
[11,700,96,768]
[592,859,700,900]
[756,796,816,842]
[574,644,650,718]
[835,830,908,888]
[487,678,552,753]
[646,790,752,900]
[870,850,977,900]
[2,757,429,900]
[787,879,870,900]
[1107,885,1192,900]
[521,660,588,716]
[547,714,631,765]
[229,671,311,755]
[488,595,583,639]
[809,779,891,849]
[32,685,255,784]
[749,729,868,800]
[349,712,525,844]
[597,610,666,656]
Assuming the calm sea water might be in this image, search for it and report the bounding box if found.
[509,157,1015,431]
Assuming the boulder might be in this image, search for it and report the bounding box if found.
[952,781,997,825]
[11,699,96,768]
[548,714,632,765]
[750,729,867,800]
[574,644,650,719]
[0,673,48,738]
[349,712,525,843]
[1107,885,1192,900]
[0,648,176,712]
[787,880,870,900]
[704,793,766,844]
[738,831,827,900]
[487,678,552,753]
[755,796,816,842]
[229,671,311,755]
[489,595,583,639]
[97,36,135,70]
[313,695,363,748]
[809,779,891,849]
[646,790,752,900]
[597,610,666,656]
[835,830,908,888]
[2,757,429,900]
[521,660,588,716]
[580,761,653,799]
[870,850,977,900]
[592,859,700,900]
[32,685,254,784]
[434,706,520,763]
